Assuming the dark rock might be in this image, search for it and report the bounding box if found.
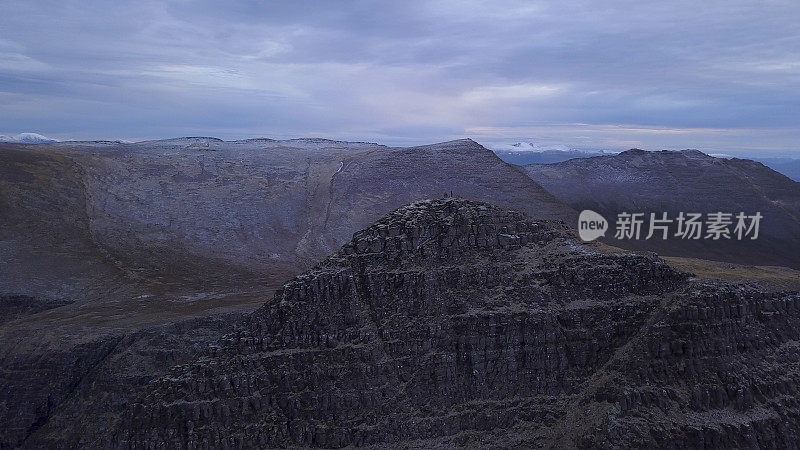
[0,295,73,325]
[7,198,799,448]
[113,199,800,449]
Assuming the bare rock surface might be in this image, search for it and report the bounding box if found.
[108,199,800,449]
[1,311,251,448]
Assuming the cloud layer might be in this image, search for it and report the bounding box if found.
[1,1,799,153]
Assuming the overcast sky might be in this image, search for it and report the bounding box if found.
[1,0,799,153]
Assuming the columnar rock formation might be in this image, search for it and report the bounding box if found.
[112,199,800,448]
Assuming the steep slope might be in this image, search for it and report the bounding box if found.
[1,138,573,302]
[0,145,125,302]
[111,199,800,448]
[0,310,253,449]
[524,149,800,268]
[80,138,571,274]
[321,139,574,256]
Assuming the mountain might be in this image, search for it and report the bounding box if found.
[0,133,58,144]
[486,142,607,166]
[7,139,800,447]
[111,199,800,448]
[493,149,607,165]
[490,141,800,182]
[524,149,800,268]
[755,157,800,182]
[1,138,573,301]
[489,141,575,152]
[0,138,575,448]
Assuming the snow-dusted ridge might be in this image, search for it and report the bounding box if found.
[488,141,574,152]
[0,133,58,144]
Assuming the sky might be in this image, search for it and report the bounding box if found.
[1,0,799,154]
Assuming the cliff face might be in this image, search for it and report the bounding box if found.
[0,311,253,449]
[111,199,800,448]
[6,197,799,448]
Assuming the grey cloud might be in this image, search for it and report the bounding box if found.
[1,0,799,153]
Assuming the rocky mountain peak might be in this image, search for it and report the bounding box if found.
[336,198,569,261]
[114,200,698,448]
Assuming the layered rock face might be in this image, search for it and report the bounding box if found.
[0,312,251,449]
[561,283,800,449]
[111,199,800,448]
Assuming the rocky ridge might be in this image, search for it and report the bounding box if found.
[109,199,800,448]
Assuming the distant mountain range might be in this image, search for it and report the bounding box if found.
[0,137,572,304]
[524,149,800,268]
[493,148,607,165]
[0,132,58,144]
[756,157,800,182]
[3,138,797,306]
[491,143,800,181]
[488,141,606,165]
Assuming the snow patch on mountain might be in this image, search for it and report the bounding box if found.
[0,133,59,143]
[488,141,573,152]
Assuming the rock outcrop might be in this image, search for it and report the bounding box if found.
[0,311,251,449]
[111,199,800,448]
